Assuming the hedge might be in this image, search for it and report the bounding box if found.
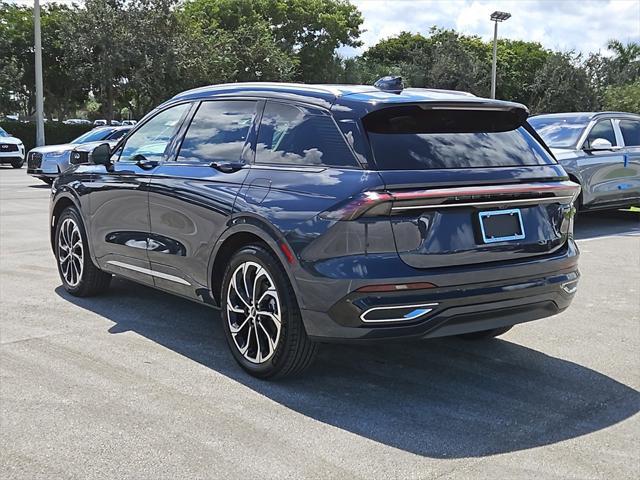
[0,121,93,152]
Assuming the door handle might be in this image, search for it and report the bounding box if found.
[134,156,159,170]
[209,161,245,173]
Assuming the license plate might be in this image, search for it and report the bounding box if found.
[479,209,525,243]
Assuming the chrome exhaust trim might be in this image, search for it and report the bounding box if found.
[360,303,438,323]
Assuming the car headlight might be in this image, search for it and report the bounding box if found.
[46,150,68,158]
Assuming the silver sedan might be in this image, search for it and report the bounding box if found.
[529,112,640,211]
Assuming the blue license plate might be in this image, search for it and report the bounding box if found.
[479,209,525,243]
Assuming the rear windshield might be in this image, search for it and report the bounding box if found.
[528,115,589,148]
[363,106,554,170]
[72,128,114,144]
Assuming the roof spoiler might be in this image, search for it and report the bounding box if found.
[363,102,529,134]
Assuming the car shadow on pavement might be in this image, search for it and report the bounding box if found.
[56,280,639,459]
[573,209,639,240]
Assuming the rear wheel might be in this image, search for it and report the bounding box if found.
[55,207,111,296]
[458,326,513,340]
[10,159,23,168]
[221,244,317,379]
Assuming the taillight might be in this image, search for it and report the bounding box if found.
[320,181,581,221]
[319,191,393,220]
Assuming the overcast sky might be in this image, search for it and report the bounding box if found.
[9,0,640,57]
[341,0,640,57]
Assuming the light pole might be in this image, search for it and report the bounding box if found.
[34,0,45,146]
[490,10,511,99]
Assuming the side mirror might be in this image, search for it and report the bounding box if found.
[70,142,111,166]
[587,138,613,151]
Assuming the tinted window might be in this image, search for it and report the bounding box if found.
[256,102,357,167]
[528,115,589,148]
[119,103,190,163]
[364,106,554,170]
[177,100,256,163]
[0,128,8,138]
[619,120,640,147]
[586,119,617,148]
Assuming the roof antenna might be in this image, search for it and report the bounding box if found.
[374,76,404,94]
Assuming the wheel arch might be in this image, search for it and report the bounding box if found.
[50,194,81,252]
[208,217,300,307]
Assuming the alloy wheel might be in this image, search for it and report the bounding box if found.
[226,261,282,364]
[58,218,84,287]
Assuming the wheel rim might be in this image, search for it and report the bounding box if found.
[226,261,282,364]
[57,218,84,287]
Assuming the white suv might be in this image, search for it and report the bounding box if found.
[0,127,25,168]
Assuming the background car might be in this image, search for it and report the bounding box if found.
[27,125,131,184]
[529,112,640,211]
[93,119,107,126]
[0,126,25,168]
[51,81,580,379]
[121,120,137,126]
[63,118,92,125]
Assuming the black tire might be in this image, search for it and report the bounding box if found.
[458,325,513,340]
[10,159,23,168]
[221,244,317,379]
[54,206,111,297]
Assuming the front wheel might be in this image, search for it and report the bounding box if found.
[11,159,23,168]
[221,244,317,379]
[55,207,111,296]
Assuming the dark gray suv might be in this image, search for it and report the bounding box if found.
[50,80,581,378]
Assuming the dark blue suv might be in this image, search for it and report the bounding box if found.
[50,80,581,378]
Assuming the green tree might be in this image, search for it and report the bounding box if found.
[41,4,88,120]
[529,52,597,113]
[65,0,130,120]
[602,82,640,113]
[361,31,430,65]
[0,2,34,117]
[606,40,640,85]
[493,39,550,104]
[181,0,363,82]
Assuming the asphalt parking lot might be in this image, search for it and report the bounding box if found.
[1,167,639,480]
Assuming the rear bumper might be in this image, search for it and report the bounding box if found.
[299,241,579,342]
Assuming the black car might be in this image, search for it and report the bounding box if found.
[50,79,581,378]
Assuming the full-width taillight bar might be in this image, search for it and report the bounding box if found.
[320,181,581,221]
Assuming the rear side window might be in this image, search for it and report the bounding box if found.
[585,119,617,148]
[255,102,358,167]
[177,100,257,163]
[363,105,554,170]
[619,120,640,146]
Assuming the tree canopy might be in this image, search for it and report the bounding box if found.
[0,0,637,120]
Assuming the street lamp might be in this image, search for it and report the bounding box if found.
[34,0,45,146]
[490,10,511,99]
